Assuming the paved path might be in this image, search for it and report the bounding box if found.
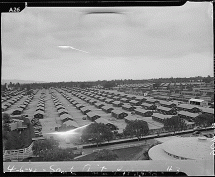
[77,128,214,156]
[81,138,156,155]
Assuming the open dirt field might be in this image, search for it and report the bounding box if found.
[54,90,92,127]
[62,89,164,133]
[61,90,128,133]
[4,88,165,148]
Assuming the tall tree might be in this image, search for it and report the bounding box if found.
[123,120,149,141]
[202,75,212,83]
[164,116,187,132]
[39,148,75,161]
[81,123,114,147]
[32,138,59,157]
[103,81,115,89]
[2,113,11,151]
[2,113,12,124]
[94,149,118,161]
[194,113,214,128]
[4,83,7,91]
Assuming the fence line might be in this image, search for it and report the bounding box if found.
[3,142,34,161]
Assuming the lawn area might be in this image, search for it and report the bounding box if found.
[75,146,145,161]
[113,146,144,160]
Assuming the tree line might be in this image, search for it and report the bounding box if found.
[2,76,213,91]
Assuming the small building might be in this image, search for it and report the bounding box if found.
[80,107,91,115]
[72,101,79,106]
[94,95,100,99]
[19,104,27,109]
[23,100,30,105]
[89,99,97,105]
[112,101,123,107]
[56,104,65,111]
[76,104,85,110]
[199,107,214,115]
[102,105,115,113]
[113,93,121,97]
[111,110,128,119]
[106,94,113,99]
[62,120,79,130]
[2,105,8,112]
[112,96,120,101]
[71,100,77,105]
[135,108,153,117]
[60,114,73,122]
[152,113,173,123]
[135,96,147,103]
[156,106,177,115]
[17,121,28,130]
[95,102,105,109]
[8,99,15,104]
[58,109,68,116]
[177,104,201,113]
[189,98,208,107]
[98,97,106,102]
[124,115,143,123]
[36,106,45,112]
[141,102,157,110]
[12,108,23,115]
[90,94,95,98]
[37,103,45,107]
[153,95,170,101]
[101,93,107,97]
[178,111,200,121]
[84,97,91,103]
[129,100,141,106]
[95,118,118,130]
[86,112,101,121]
[120,98,130,103]
[145,98,159,104]
[122,104,136,112]
[119,93,128,98]
[54,102,62,107]
[69,99,75,104]
[34,110,44,119]
[126,95,136,100]
[104,99,114,104]
[159,100,176,108]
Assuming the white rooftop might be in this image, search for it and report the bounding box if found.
[189,98,205,102]
[149,137,213,160]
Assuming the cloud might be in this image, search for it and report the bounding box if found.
[1,2,213,82]
[4,3,211,59]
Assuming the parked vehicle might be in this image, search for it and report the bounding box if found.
[203,133,213,138]
[192,131,201,135]
[193,126,201,131]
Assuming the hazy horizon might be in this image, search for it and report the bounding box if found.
[2,2,213,82]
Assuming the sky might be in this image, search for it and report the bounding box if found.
[1,2,213,82]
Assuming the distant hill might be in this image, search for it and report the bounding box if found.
[1,79,47,84]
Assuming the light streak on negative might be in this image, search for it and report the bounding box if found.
[58,46,89,53]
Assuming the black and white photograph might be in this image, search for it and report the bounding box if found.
[2,1,214,175]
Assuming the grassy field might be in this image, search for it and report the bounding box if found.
[75,146,146,161]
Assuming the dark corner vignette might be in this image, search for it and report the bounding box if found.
[1,0,213,176]
[0,0,188,13]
